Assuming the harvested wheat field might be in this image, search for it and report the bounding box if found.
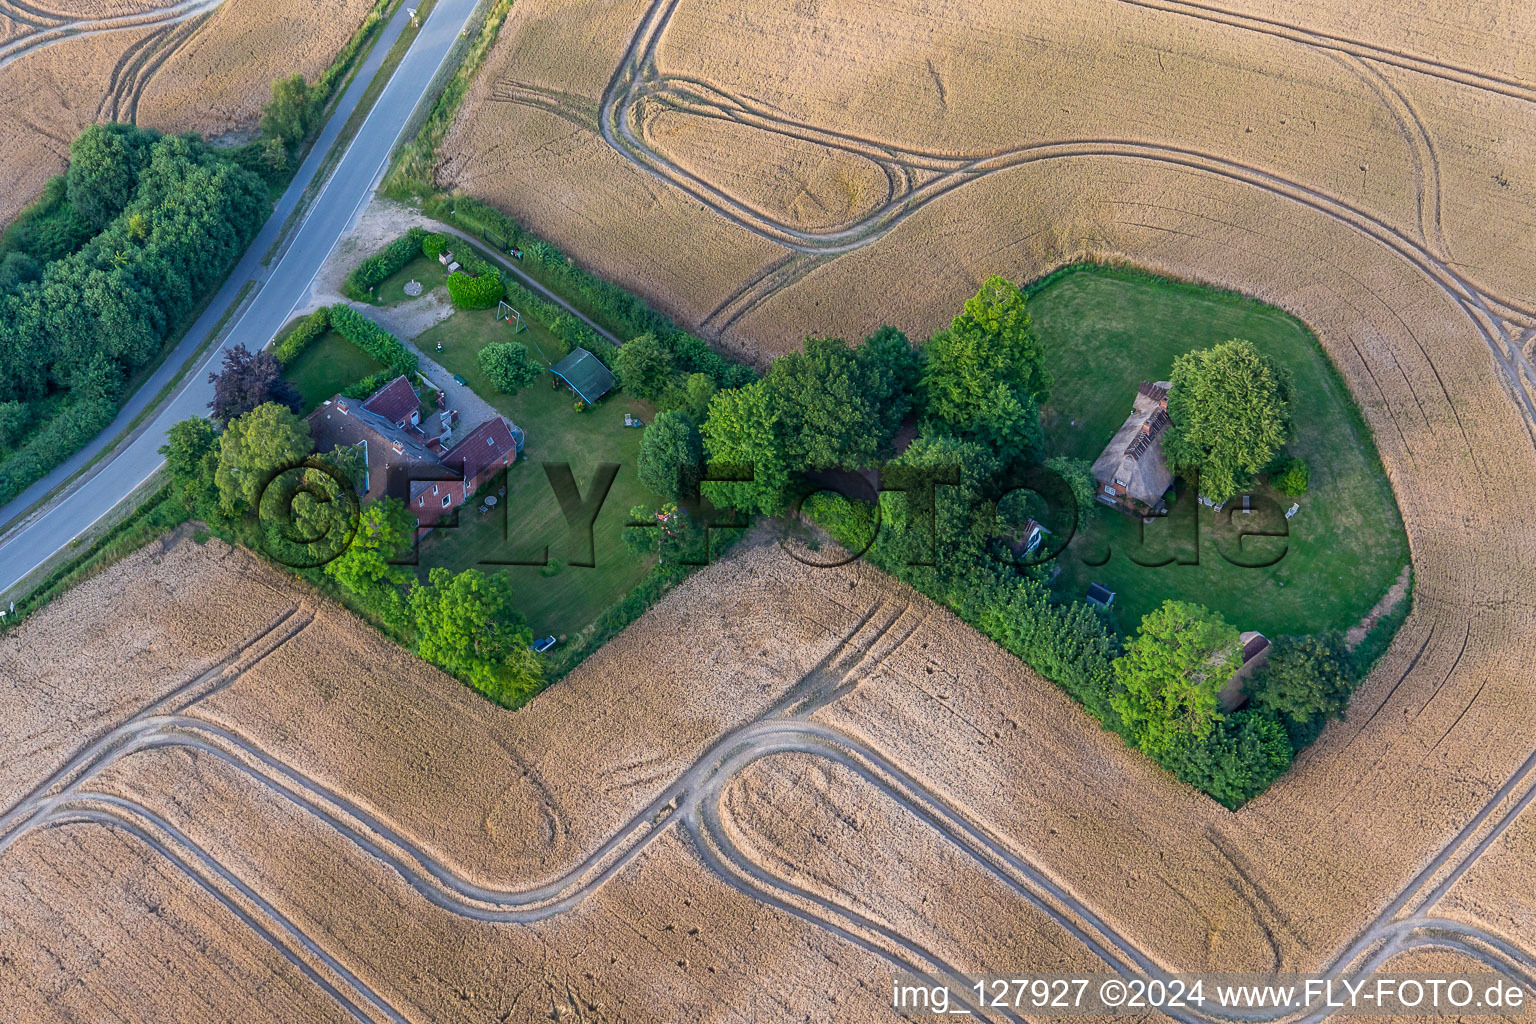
[0,0,377,227]
[2,450,1536,1024]
[439,0,1536,375]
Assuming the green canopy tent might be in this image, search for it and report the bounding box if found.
[550,347,616,405]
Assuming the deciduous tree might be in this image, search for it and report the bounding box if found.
[612,332,676,401]
[408,567,540,701]
[324,498,416,627]
[159,416,221,512]
[638,410,704,500]
[1159,707,1293,809]
[765,335,896,469]
[65,124,157,230]
[215,402,312,514]
[477,341,541,395]
[1248,633,1353,728]
[700,380,791,515]
[1111,600,1241,755]
[1044,455,1098,532]
[1163,339,1293,505]
[920,277,1049,460]
[260,74,317,147]
[209,343,301,423]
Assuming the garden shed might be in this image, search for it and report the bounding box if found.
[551,347,616,405]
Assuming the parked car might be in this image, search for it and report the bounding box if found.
[531,635,558,654]
[453,374,468,386]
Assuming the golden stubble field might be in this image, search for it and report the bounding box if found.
[439,0,1536,373]
[0,0,376,228]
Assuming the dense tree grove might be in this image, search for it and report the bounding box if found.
[65,124,160,230]
[686,276,1334,807]
[0,125,267,508]
[160,409,545,706]
[0,130,266,399]
[410,567,541,703]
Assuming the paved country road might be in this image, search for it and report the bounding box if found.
[0,0,480,597]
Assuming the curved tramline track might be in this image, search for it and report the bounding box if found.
[94,8,210,122]
[487,0,1536,432]
[0,0,222,71]
[6,593,1536,1024]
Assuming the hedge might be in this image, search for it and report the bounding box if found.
[808,492,1294,807]
[272,307,330,364]
[427,195,754,388]
[446,269,503,309]
[326,304,418,378]
[421,232,449,259]
[344,227,425,298]
[342,369,398,399]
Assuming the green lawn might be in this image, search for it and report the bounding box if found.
[1030,264,1409,637]
[372,253,446,306]
[281,331,385,412]
[412,307,657,639]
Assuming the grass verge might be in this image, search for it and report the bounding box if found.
[0,479,187,625]
[383,0,513,196]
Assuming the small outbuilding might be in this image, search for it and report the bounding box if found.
[1217,631,1272,712]
[551,347,616,405]
[1085,582,1116,610]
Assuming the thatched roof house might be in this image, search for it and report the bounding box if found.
[1091,380,1174,516]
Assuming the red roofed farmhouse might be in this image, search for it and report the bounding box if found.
[361,374,424,429]
[308,375,523,534]
[411,417,523,529]
[441,417,521,495]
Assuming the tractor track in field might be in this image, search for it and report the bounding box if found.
[95,7,207,122]
[0,0,71,27]
[0,0,220,71]
[1106,0,1536,105]
[491,0,1536,435]
[7,597,1536,1023]
[97,21,173,120]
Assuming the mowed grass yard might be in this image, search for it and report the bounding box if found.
[412,307,658,639]
[358,253,446,307]
[1030,265,1409,636]
[281,331,385,413]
